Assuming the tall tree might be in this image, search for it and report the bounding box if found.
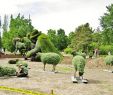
[2,14,8,32]
[56,28,69,51]
[2,14,34,52]
[70,23,93,53]
[100,4,113,44]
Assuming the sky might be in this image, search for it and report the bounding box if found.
[0,0,113,34]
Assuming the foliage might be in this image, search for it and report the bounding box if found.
[100,4,113,45]
[21,37,32,50]
[72,55,86,73]
[99,45,113,55]
[56,28,69,51]
[71,51,86,58]
[68,31,75,44]
[2,32,15,52]
[40,53,61,65]
[38,34,61,55]
[2,14,34,52]
[76,52,86,58]
[104,55,113,65]
[70,23,93,53]
[64,47,73,54]
[29,29,41,44]
[0,66,16,76]
[47,29,58,48]
[16,60,28,67]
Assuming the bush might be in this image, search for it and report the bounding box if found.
[0,66,16,76]
[99,45,113,55]
[16,60,28,67]
[88,52,93,58]
[40,53,61,65]
[72,55,86,73]
[104,55,113,65]
[64,48,73,54]
[8,59,19,64]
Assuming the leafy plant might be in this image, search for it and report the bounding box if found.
[40,53,61,65]
[0,66,16,76]
[104,55,113,65]
[64,48,73,54]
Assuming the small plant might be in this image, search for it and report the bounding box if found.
[8,59,19,64]
[0,66,16,76]
[104,55,113,66]
[16,60,28,67]
[64,48,73,54]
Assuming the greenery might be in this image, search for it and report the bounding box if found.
[69,23,93,53]
[64,47,73,54]
[100,4,113,45]
[8,59,19,64]
[16,60,28,67]
[56,29,69,51]
[40,53,61,65]
[2,14,33,52]
[72,55,86,74]
[99,45,113,55]
[104,55,113,65]
[0,66,16,76]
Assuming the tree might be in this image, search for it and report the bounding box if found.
[2,14,34,52]
[47,29,58,48]
[100,4,113,45]
[70,23,93,53]
[68,31,75,45]
[2,14,8,32]
[56,28,69,51]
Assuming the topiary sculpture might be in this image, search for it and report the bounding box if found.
[39,53,61,72]
[72,55,87,82]
[26,34,62,60]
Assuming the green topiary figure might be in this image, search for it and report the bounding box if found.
[16,60,28,67]
[21,37,33,51]
[72,55,86,80]
[39,53,61,72]
[29,29,41,44]
[26,33,62,59]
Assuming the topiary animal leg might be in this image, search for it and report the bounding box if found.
[74,70,77,78]
[43,63,46,71]
[52,65,56,72]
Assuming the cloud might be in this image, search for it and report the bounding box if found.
[0,0,113,34]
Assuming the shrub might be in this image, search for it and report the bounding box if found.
[72,55,86,74]
[16,60,28,67]
[64,48,73,54]
[104,55,113,65]
[8,59,19,64]
[99,45,113,55]
[40,53,61,65]
[88,52,93,58]
[0,66,16,77]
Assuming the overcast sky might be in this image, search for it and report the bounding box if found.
[0,0,113,34]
